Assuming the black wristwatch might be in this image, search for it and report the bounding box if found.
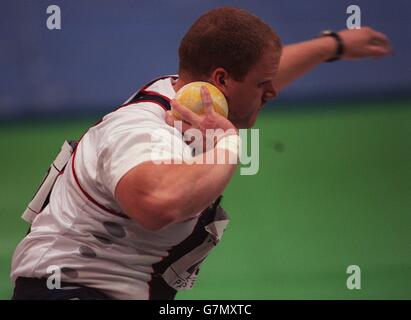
[319,30,345,62]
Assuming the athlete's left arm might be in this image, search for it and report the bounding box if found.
[273,27,393,91]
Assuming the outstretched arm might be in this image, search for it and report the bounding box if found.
[274,27,393,91]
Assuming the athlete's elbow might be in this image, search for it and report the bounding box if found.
[132,209,176,231]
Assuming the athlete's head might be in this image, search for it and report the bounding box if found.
[178,7,282,128]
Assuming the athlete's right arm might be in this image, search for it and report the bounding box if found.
[115,86,239,231]
[115,150,236,231]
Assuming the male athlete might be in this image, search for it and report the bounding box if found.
[11,7,392,299]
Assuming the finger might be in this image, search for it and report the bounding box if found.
[369,30,393,52]
[165,110,193,137]
[170,99,201,124]
[200,86,214,115]
[368,45,392,58]
[165,111,174,126]
[369,30,389,45]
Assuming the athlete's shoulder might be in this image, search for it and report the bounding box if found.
[104,75,177,122]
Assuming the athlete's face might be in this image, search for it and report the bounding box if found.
[223,45,280,128]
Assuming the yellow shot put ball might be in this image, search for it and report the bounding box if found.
[173,81,228,120]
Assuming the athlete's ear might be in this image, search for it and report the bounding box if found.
[210,68,230,95]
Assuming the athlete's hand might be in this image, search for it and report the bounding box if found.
[338,26,393,59]
[165,86,237,150]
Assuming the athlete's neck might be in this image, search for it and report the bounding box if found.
[171,77,186,93]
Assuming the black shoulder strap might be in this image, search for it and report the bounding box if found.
[127,92,172,110]
[124,75,178,110]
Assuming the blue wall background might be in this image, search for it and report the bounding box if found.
[1,0,410,119]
